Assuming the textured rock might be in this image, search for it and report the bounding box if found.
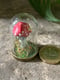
[26,19,60,47]
[0,0,60,80]
[0,18,60,80]
[35,20,60,46]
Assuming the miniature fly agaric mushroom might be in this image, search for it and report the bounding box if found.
[13,21,32,48]
[13,22,32,37]
[11,13,39,60]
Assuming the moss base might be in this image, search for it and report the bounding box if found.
[13,40,38,60]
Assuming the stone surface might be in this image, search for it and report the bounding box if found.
[27,19,60,47]
[0,0,60,80]
[0,18,60,80]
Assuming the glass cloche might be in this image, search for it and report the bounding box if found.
[10,13,38,60]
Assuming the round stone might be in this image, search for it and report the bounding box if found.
[39,46,60,64]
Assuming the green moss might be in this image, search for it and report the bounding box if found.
[14,40,38,59]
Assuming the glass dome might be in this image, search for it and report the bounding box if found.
[10,13,38,60]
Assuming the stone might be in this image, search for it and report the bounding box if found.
[0,0,60,80]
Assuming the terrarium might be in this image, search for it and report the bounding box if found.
[10,13,38,60]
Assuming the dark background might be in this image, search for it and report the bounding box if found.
[0,0,37,18]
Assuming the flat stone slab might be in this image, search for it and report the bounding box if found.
[0,18,60,80]
[0,0,60,80]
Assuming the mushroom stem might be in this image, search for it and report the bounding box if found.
[18,37,28,48]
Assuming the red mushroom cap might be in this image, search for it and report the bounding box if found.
[13,22,22,36]
[13,21,32,37]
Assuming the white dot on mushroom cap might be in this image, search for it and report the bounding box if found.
[19,34,21,36]
[22,31,24,33]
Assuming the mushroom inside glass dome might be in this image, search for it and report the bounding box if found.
[13,21,32,48]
